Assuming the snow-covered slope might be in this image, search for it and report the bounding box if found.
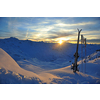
[78,50,100,78]
[0,37,100,84]
[0,48,61,83]
[0,48,42,83]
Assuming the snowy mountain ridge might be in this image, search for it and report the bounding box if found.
[0,37,100,63]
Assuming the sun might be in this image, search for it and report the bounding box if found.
[59,40,63,45]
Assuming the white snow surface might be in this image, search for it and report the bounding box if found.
[0,37,100,84]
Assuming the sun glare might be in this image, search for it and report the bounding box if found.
[59,40,63,45]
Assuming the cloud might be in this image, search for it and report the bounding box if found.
[33,26,54,32]
[87,39,100,42]
[55,22,96,27]
[44,31,75,39]
[38,21,49,24]
[82,30,100,35]
[87,39,100,44]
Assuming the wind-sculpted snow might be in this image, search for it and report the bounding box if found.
[0,48,43,83]
[0,37,100,84]
[0,68,42,84]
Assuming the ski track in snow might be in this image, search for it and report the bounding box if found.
[0,37,100,84]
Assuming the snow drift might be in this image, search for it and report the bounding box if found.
[0,48,42,83]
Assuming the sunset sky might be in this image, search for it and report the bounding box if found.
[0,17,100,44]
